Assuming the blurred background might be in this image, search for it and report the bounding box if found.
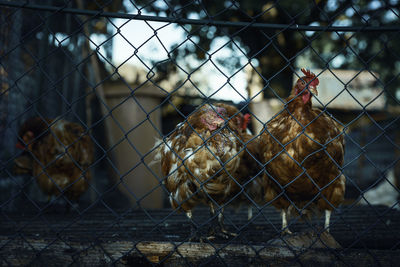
[0,0,399,213]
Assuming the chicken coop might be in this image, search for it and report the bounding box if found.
[1,0,400,266]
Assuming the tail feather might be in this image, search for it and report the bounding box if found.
[149,137,164,167]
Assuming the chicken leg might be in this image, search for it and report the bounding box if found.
[324,210,331,232]
[207,204,237,240]
[248,206,253,220]
[281,209,293,234]
[186,210,206,242]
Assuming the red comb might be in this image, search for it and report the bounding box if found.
[242,113,251,130]
[301,68,314,77]
[301,68,319,85]
[15,142,26,150]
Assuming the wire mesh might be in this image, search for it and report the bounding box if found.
[0,0,400,266]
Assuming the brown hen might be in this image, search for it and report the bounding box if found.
[155,103,252,240]
[231,130,264,220]
[259,69,345,234]
[15,117,94,204]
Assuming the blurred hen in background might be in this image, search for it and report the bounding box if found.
[14,117,94,207]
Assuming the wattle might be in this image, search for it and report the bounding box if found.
[302,91,311,104]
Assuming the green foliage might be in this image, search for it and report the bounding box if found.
[131,0,400,101]
[309,0,400,104]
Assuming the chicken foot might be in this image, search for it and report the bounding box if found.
[207,204,237,240]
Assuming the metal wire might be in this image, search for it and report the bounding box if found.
[1,1,400,32]
[0,0,400,266]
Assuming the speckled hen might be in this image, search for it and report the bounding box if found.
[259,69,346,234]
[155,103,252,240]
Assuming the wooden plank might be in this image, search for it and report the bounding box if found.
[0,236,399,266]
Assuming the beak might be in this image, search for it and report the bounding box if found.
[308,85,318,96]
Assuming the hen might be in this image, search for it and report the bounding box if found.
[15,117,94,205]
[259,69,345,233]
[155,103,251,240]
[231,131,264,220]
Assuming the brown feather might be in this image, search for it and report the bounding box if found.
[156,103,256,214]
[230,132,264,212]
[260,76,345,218]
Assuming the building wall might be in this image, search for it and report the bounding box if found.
[104,83,164,209]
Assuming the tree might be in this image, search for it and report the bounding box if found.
[133,0,400,101]
[308,0,400,105]
[0,0,125,207]
[0,0,125,158]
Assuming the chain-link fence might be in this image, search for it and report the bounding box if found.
[1,0,400,266]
